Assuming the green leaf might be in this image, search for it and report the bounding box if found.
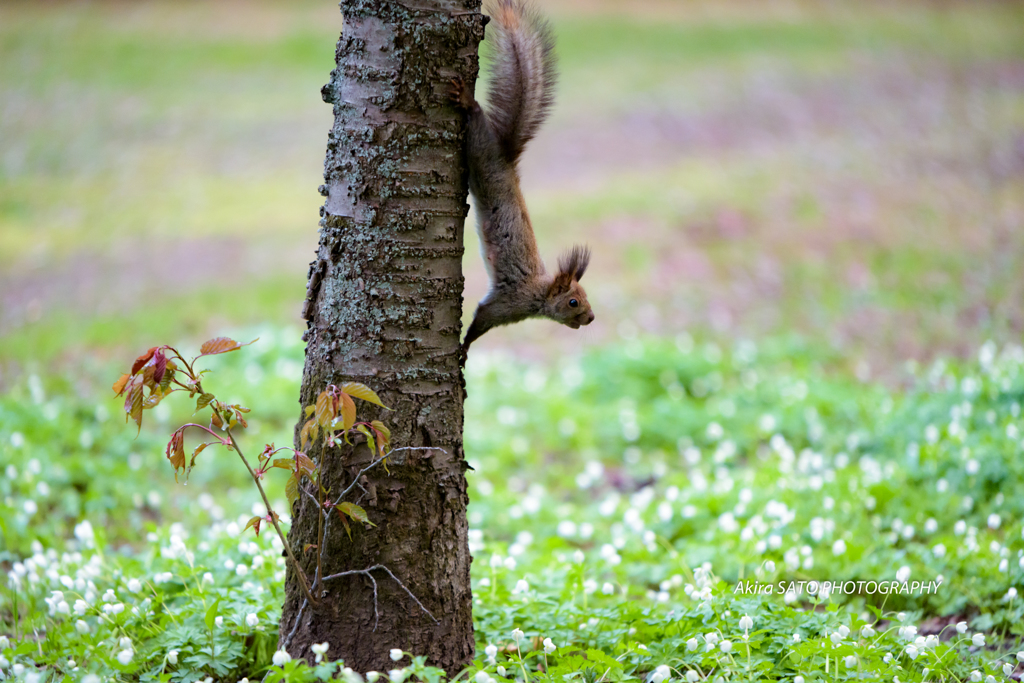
[341,381,388,408]
[204,598,221,632]
[337,502,375,527]
[195,392,215,413]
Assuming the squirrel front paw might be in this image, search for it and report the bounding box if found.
[448,77,475,110]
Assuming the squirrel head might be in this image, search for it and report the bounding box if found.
[543,245,595,329]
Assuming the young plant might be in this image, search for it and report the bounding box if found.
[112,337,391,610]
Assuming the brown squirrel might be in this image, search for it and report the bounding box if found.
[453,0,594,365]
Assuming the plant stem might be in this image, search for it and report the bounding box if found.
[222,422,316,606]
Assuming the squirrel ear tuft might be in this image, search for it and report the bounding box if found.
[548,271,573,297]
[557,244,591,281]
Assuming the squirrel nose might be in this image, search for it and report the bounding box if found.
[586,311,595,324]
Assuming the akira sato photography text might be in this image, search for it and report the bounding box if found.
[735,578,945,598]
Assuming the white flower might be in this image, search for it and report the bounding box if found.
[74,599,88,616]
[236,564,249,577]
[367,673,380,683]
[214,616,223,628]
[56,600,70,615]
[883,653,893,664]
[484,644,497,664]
[497,666,506,677]
[969,671,981,682]
[832,539,847,556]
[75,619,89,634]
[686,672,699,683]
[390,670,405,683]
[390,649,403,662]
[971,633,985,647]
[272,650,292,667]
[686,637,698,651]
[1017,651,1024,662]
[511,628,524,644]
[719,640,732,653]
[793,633,801,643]
[844,655,856,667]
[0,635,7,650]
[474,672,492,683]
[705,632,719,645]
[933,543,946,558]
[956,621,968,634]
[896,566,911,583]
[987,513,1001,529]
[651,664,671,683]
[602,582,615,595]
[512,579,529,594]
[127,578,142,593]
[167,650,179,665]
[543,638,556,654]
[312,643,329,663]
[739,615,753,630]
[764,560,776,573]
[837,625,850,638]
[102,589,116,602]
[245,613,259,627]
[794,677,804,683]
[861,625,875,638]
[116,649,134,665]
[905,645,919,659]
[1004,663,1014,676]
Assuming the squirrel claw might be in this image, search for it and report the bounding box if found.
[448,77,474,110]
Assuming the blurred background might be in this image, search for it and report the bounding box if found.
[1,0,1022,384]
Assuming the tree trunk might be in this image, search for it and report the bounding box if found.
[280,0,484,673]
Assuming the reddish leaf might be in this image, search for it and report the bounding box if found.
[131,347,158,376]
[195,393,215,413]
[304,404,316,418]
[152,349,168,385]
[211,411,223,429]
[285,473,299,506]
[128,382,144,432]
[337,501,374,527]
[370,420,390,442]
[166,431,185,474]
[112,373,130,396]
[300,419,314,450]
[198,337,256,357]
[337,510,352,540]
[356,424,376,456]
[341,382,387,409]
[159,366,175,392]
[315,391,334,429]
[190,442,209,471]
[339,392,356,431]
[243,516,263,537]
[303,543,318,553]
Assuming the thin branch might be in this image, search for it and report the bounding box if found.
[281,597,309,651]
[221,423,316,606]
[321,564,439,625]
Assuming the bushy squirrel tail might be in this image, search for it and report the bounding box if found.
[484,0,557,165]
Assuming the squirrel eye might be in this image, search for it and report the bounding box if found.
[569,299,579,308]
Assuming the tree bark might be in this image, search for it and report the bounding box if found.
[281,0,484,673]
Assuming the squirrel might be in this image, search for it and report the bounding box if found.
[452,0,594,366]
